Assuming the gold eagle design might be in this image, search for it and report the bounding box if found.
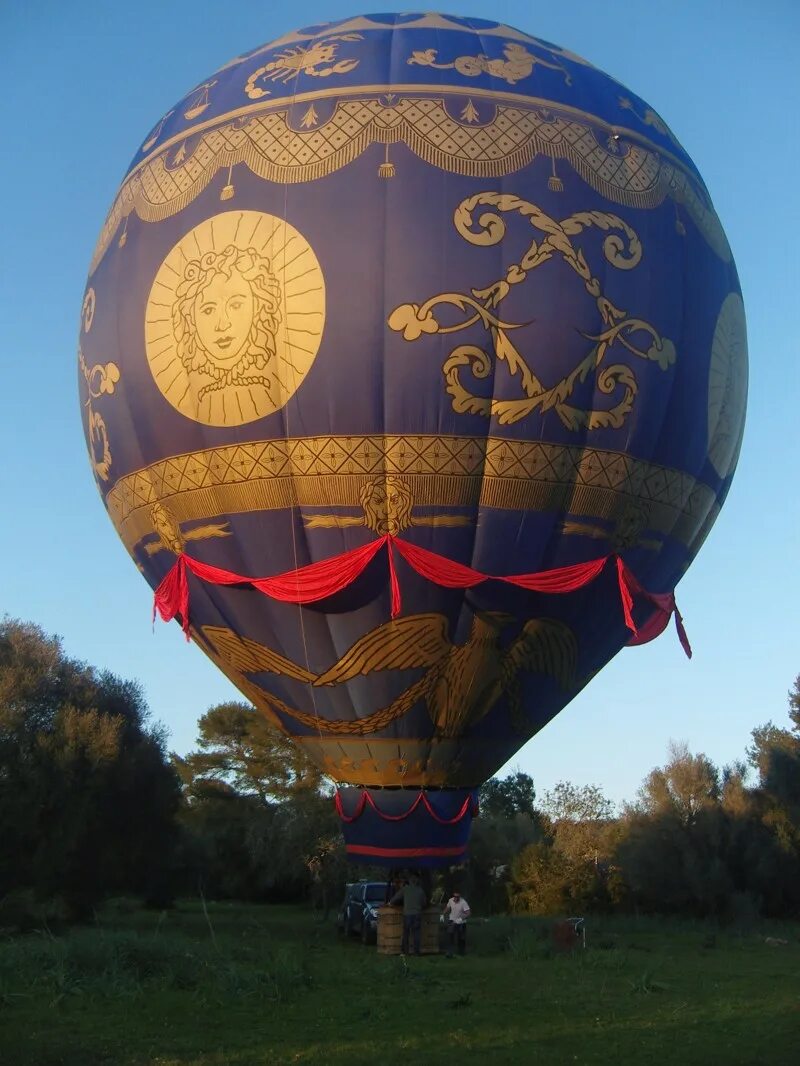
[203,612,577,738]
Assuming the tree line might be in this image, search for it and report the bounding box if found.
[1,617,798,925]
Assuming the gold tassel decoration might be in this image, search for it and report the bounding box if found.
[378,144,395,179]
[220,165,235,201]
[548,156,563,192]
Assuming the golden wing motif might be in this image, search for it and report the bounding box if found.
[501,618,578,690]
[259,674,433,735]
[314,614,452,686]
[202,626,316,683]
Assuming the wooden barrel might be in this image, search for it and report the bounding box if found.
[376,906,441,954]
[376,905,401,954]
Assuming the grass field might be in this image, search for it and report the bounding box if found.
[1,901,798,1065]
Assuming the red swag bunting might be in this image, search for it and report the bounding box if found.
[153,533,689,657]
[334,789,478,825]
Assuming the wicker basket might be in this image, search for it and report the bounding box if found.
[376,906,441,954]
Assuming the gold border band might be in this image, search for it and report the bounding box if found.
[92,91,727,274]
[106,434,716,554]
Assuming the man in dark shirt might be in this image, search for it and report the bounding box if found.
[390,875,427,955]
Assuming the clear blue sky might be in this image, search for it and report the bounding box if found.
[2,1,798,807]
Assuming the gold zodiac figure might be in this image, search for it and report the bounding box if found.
[183,81,217,120]
[303,475,471,536]
[203,611,577,738]
[618,97,683,150]
[408,42,571,86]
[245,34,363,98]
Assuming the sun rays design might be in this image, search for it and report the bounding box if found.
[144,210,325,426]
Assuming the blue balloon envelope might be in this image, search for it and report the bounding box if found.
[79,13,746,865]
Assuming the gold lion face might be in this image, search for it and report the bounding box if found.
[359,476,414,536]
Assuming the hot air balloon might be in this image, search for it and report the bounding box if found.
[78,13,746,866]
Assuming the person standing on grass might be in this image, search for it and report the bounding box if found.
[443,890,471,957]
[390,874,427,955]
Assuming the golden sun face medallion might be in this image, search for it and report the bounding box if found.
[145,210,325,426]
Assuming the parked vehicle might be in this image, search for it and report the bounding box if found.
[337,881,391,943]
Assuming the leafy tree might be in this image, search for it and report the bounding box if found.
[541,781,615,823]
[508,840,609,915]
[175,701,325,802]
[246,789,345,903]
[746,677,800,889]
[541,780,616,866]
[0,619,181,918]
[175,702,342,903]
[631,741,719,824]
[615,728,800,918]
[506,780,617,914]
[480,770,537,819]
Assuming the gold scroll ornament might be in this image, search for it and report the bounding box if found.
[79,288,121,484]
[144,210,325,427]
[389,192,676,431]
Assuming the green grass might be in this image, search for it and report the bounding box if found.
[1,902,798,1065]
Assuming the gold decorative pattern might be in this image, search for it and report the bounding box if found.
[560,499,663,553]
[104,433,715,554]
[244,34,363,98]
[408,42,572,86]
[619,96,683,152]
[183,81,218,120]
[390,192,675,431]
[189,625,287,732]
[707,293,748,478]
[202,611,576,739]
[90,94,728,274]
[303,474,472,535]
[292,736,524,788]
[79,345,120,483]
[82,288,96,332]
[144,501,231,556]
[141,110,175,153]
[144,211,325,427]
[216,15,599,74]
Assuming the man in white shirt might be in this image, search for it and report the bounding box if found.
[443,890,471,957]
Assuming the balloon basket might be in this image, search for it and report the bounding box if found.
[376,906,441,955]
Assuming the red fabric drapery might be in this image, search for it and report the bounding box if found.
[334,789,477,825]
[153,533,689,656]
[391,536,609,593]
[616,557,692,658]
[153,536,388,630]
